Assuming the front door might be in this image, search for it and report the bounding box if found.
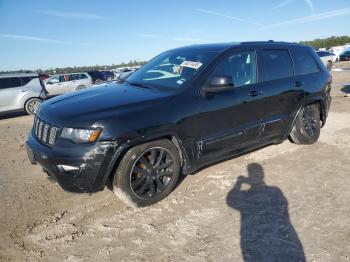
[195,50,264,158]
[45,76,65,96]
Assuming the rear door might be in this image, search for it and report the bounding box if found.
[0,77,23,112]
[258,48,299,139]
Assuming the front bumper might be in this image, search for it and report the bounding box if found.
[27,131,118,192]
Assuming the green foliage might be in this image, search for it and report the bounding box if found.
[0,60,147,75]
[299,35,350,49]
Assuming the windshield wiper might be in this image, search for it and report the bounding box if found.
[127,81,156,90]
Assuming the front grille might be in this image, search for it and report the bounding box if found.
[33,116,60,146]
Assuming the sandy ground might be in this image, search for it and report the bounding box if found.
[0,64,350,261]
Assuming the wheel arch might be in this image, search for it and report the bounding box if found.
[104,132,190,186]
[288,96,327,136]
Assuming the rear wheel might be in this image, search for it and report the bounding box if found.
[113,139,181,207]
[25,98,41,115]
[76,85,86,90]
[327,61,333,71]
[289,104,321,145]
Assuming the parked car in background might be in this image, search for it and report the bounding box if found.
[339,50,350,61]
[44,73,92,96]
[100,70,114,81]
[316,51,335,70]
[330,44,350,61]
[116,68,135,80]
[27,41,331,207]
[0,73,47,115]
[87,71,107,84]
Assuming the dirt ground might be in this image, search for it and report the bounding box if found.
[1,64,350,262]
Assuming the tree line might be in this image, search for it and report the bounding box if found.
[299,35,350,49]
[0,60,147,75]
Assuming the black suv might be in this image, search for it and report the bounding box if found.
[27,41,331,206]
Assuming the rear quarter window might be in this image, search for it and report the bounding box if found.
[0,77,22,89]
[291,48,320,76]
[20,76,37,86]
[261,49,293,82]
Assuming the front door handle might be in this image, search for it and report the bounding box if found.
[248,90,262,97]
[295,81,304,87]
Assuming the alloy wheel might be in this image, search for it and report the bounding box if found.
[130,147,175,199]
[302,107,317,137]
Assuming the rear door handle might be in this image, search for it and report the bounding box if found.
[295,81,304,87]
[248,90,262,97]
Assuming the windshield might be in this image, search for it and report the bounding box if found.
[126,49,218,89]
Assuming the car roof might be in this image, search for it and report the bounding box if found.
[0,72,39,78]
[172,41,303,53]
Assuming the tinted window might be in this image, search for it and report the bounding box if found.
[262,49,293,81]
[291,49,319,76]
[79,74,88,79]
[210,51,257,87]
[20,76,36,86]
[0,77,22,89]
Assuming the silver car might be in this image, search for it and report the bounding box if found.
[44,73,93,96]
[0,73,46,115]
[316,51,335,70]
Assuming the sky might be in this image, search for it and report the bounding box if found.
[0,0,350,71]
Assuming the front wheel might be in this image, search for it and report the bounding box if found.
[113,139,181,207]
[289,104,321,145]
[25,98,41,115]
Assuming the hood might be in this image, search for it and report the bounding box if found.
[38,82,174,127]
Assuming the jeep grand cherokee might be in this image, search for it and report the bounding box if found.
[26,41,331,207]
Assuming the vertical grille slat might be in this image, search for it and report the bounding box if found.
[32,116,59,146]
[38,121,44,140]
[49,127,58,145]
[43,124,50,143]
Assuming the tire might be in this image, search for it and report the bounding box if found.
[289,104,321,145]
[327,61,333,71]
[25,98,41,115]
[113,139,181,207]
[76,85,86,90]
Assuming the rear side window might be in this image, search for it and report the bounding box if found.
[291,49,319,76]
[20,76,36,86]
[0,77,22,89]
[261,49,293,82]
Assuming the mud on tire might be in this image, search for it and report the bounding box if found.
[113,139,181,207]
[289,103,321,145]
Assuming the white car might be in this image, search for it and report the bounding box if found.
[44,73,93,96]
[0,73,47,115]
[316,51,335,70]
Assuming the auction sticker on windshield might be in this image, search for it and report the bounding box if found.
[180,61,203,69]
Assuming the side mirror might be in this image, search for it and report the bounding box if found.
[46,81,52,85]
[203,75,234,93]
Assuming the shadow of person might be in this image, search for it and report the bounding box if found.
[226,163,306,262]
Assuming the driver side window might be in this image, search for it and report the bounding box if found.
[49,76,60,84]
[211,51,257,87]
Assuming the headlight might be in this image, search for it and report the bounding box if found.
[60,128,101,143]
